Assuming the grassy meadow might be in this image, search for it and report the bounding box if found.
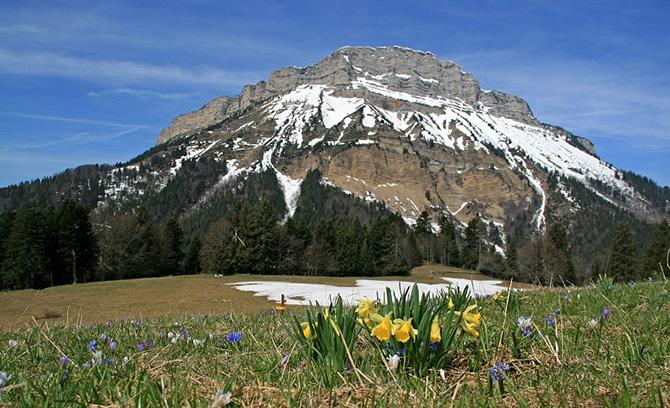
[0,270,668,406]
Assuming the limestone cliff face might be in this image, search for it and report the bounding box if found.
[157,47,539,145]
[138,46,661,241]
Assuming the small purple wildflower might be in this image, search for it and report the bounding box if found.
[145,339,154,349]
[134,320,142,328]
[602,307,610,320]
[224,332,242,344]
[488,362,510,382]
[552,310,559,317]
[429,343,439,351]
[109,339,117,353]
[135,342,145,352]
[279,353,291,368]
[179,326,189,339]
[59,355,70,368]
[396,349,406,356]
[545,316,555,326]
[99,334,108,343]
[103,358,114,366]
[88,340,97,353]
[60,369,69,385]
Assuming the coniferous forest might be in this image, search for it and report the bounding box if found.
[1,177,668,291]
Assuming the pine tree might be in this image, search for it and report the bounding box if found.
[462,216,480,270]
[547,223,576,283]
[247,200,281,274]
[643,218,669,276]
[182,237,202,274]
[438,217,461,266]
[404,231,423,268]
[608,223,638,281]
[164,217,184,275]
[1,207,52,289]
[415,211,432,235]
[56,199,97,285]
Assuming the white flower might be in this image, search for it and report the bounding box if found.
[439,369,446,382]
[588,319,599,328]
[192,339,205,347]
[515,316,532,331]
[211,389,232,407]
[8,340,17,350]
[0,371,11,388]
[386,354,400,372]
[167,331,175,339]
[122,356,129,364]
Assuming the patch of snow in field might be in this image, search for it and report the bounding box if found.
[229,277,505,305]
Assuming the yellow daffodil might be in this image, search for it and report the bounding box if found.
[371,312,394,342]
[430,317,441,343]
[392,318,418,343]
[491,291,506,302]
[300,322,316,339]
[454,304,481,337]
[355,298,377,319]
[462,321,479,337]
[462,305,481,325]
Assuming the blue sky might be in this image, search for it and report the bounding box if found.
[1,0,669,187]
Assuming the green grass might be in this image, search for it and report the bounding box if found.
[0,279,668,407]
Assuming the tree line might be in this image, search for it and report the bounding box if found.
[1,197,668,291]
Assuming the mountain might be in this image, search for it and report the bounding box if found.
[1,46,669,273]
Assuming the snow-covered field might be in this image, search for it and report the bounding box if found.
[229,277,506,306]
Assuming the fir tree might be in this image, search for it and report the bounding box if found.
[164,217,184,275]
[462,216,481,270]
[1,207,52,289]
[642,218,669,276]
[608,223,638,281]
[182,237,202,274]
[547,223,576,283]
[56,199,97,285]
[404,231,423,268]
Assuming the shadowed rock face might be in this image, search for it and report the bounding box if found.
[157,46,537,144]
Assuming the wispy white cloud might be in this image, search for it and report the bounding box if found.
[86,88,201,101]
[0,111,152,129]
[0,48,262,87]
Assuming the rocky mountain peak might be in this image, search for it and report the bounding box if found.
[157,46,536,144]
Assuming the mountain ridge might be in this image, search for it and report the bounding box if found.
[1,46,668,276]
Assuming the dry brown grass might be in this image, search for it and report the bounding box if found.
[0,264,526,332]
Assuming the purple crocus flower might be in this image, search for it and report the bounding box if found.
[179,326,189,339]
[109,339,117,353]
[99,334,108,343]
[59,355,70,368]
[279,353,291,368]
[224,332,242,343]
[135,342,145,352]
[88,340,97,353]
[489,362,510,382]
[602,307,610,320]
[545,316,555,326]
